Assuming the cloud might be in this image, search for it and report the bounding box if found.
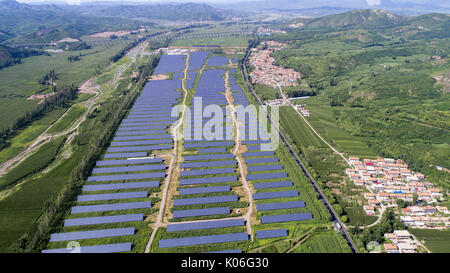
[366,0,381,6]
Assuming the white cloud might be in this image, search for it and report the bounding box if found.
[366,0,381,6]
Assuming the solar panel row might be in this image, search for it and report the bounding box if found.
[255,229,288,239]
[42,242,132,253]
[260,212,313,224]
[77,191,148,202]
[88,172,165,182]
[179,185,230,195]
[159,232,248,248]
[253,190,298,200]
[173,195,238,206]
[180,176,237,185]
[173,207,230,218]
[83,181,159,192]
[50,227,135,242]
[71,201,151,214]
[166,218,244,232]
[256,201,305,211]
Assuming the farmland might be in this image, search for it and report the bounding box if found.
[410,229,450,253]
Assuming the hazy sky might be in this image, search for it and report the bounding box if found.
[15,0,441,6]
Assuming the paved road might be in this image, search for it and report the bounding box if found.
[241,40,358,253]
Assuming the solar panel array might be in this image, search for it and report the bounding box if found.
[166,218,244,232]
[42,243,132,253]
[173,195,238,206]
[188,52,209,70]
[159,232,248,248]
[44,55,187,253]
[257,201,305,211]
[207,56,229,67]
[253,190,298,200]
[253,180,293,189]
[255,229,288,239]
[50,228,135,242]
[173,207,230,218]
[260,213,313,224]
[179,185,230,195]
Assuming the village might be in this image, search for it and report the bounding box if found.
[345,157,449,229]
[248,40,302,88]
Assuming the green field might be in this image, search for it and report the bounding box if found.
[410,229,450,253]
[0,108,66,165]
[47,105,87,134]
[0,136,65,191]
[0,42,127,131]
[291,230,352,253]
[344,207,377,226]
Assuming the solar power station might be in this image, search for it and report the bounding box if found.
[43,51,315,254]
[43,53,184,253]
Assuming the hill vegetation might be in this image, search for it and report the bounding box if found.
[264,9,449,189]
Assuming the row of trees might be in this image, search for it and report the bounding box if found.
[38,70,58,86]
[0,84,77,152]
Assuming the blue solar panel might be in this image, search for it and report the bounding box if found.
[257,201,305,211]
[181,160,236,169]
[166,218,244,232]
[83,181,159,192]
[260,212,313,224]
[173,207,230,218]
[185,141,234,148]
[159,232,247,248]
[253,181,293,189]
[49,227,135,242]
[114,135,172,141]
[245,157,278,164]
[110,139,172,146]
[92,165,166,174]
[104,152,147,159]
[107,144,172,153]
[197,148,227,154]
[179,186,230,195]
[180,176,237,185]
[64,213,143,227]
[247,172,288,181]
[180,168,235,177]
[184,154,234,161]
[256,229,288,239]
[118,125,167,131]
[207,56,229,67]
[96,158,162,166]
[153,55,186,74]
[247,165,283,172]
[77,191,148,202]
[71,201,151,214]
[253,190,298,200]
[116,130,167,136]
[174,195,237,206]
[87,172,165,182]
[189,52,209,70]
[42,242,132,253]
[243,151,275,157]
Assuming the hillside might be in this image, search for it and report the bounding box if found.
[0,0,152,45]
[295,9,406,29]
[0,45,46,70]
[73,2,226,22]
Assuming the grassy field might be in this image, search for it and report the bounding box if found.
[0,108,66,165]
[47,105,87,134]
[344,207,377,226]
[410,229,450,253]
[0,42,127,131]
[0,136,65,191]
[290,229,352,253]
[0,136,82,252]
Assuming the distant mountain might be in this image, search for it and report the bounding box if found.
[0,0,151,45]
[68,2,229,22]
[213,0,450,16]
[304,9,405,29]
